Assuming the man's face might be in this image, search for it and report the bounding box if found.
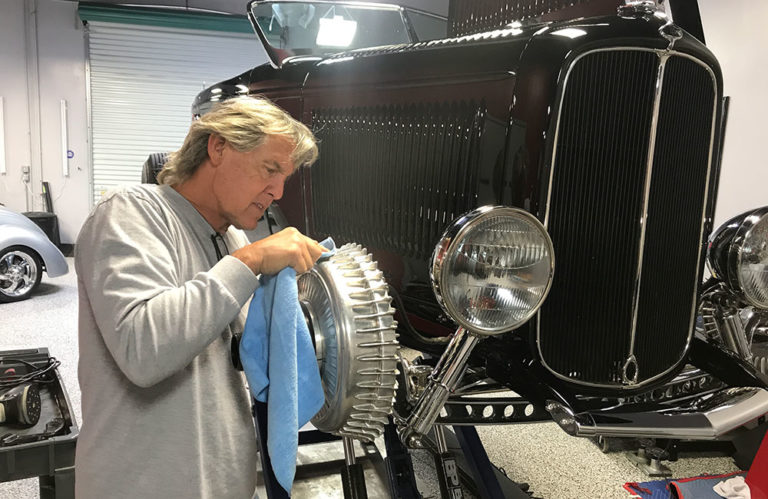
[211,135,296,231]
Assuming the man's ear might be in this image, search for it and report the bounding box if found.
[207,134,226,167]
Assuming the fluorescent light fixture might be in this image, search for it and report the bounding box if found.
[0,97,5,175]
[316,16,357,47]
[60,99,69,177]
[552,28,588,39]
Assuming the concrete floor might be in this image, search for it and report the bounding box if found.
[0,257,743,498]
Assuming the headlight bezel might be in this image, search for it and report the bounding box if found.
[707,206,768,309]
[726,206,768,309]
[430,205,555,335]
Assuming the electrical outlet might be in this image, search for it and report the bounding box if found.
[22,165,30,174]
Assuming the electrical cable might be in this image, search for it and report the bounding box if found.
[388,284,449,347]
[0,357,60,388]
[23,178,34,197]
[52,176,68,205]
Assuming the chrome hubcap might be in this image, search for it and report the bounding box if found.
[0,251,38,297]
[298,243,399,441]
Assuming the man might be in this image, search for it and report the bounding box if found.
[75,96,325,498]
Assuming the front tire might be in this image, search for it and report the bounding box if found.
[0,246,43,303]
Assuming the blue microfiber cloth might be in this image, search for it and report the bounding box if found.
[240,237,335,494]
[318,238,336,260]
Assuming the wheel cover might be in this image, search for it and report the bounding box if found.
[0,251,38,297]
[298,243,399,441]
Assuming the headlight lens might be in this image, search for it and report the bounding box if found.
[431,206,555,335]
[708,206,768,309]
[733,209,768,308]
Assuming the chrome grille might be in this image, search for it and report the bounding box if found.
[634,55,718,374]
[538,49,716,388]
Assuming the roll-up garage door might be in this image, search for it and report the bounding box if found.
[86,19,265,203]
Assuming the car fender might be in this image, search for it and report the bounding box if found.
[0,224,69,277]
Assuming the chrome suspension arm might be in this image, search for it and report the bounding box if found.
[398,327,480,447]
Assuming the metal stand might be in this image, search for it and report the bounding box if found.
[341,437,369,499]
[254,401,534,499]
[254,400,376,499]
[626,439,672,478]
[453,426,507,499]
[383,421,422,499]
[420,425,532,498]
[433,426,463,499]
[253,401,290,499]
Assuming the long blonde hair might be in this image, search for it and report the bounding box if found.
[158,96,318,185]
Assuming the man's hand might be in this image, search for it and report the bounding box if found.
[233,227,326,275]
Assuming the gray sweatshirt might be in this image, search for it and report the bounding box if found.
[75,184,260,498]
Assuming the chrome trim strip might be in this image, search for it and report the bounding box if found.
[568,387,768,440]
[538,47,720,389]
[626,53,669,379]
[683,50,719,377]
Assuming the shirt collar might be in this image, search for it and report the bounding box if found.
[155,184,230,262]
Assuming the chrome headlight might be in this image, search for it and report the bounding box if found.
[431,206,555,335]
[707,206,768,309]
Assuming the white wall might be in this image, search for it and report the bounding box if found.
[0,0,34,216]
[698,0,768,226]
[0,0,89,245]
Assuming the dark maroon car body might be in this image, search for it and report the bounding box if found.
[193,0,767,430]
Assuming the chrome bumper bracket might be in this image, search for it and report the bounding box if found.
[548,387,768,440]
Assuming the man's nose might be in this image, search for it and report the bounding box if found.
[266,178,285,201]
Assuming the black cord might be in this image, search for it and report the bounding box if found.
[0,357,60,388]
[211,234,230,261]
[265,207,275,235]
[387,285,451,347]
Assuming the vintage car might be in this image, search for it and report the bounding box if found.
[0,206,69,303]
[193,0,768,483]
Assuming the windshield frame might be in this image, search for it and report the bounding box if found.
[246,0,444,68]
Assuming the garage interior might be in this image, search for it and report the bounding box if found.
[1,0,767,498]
